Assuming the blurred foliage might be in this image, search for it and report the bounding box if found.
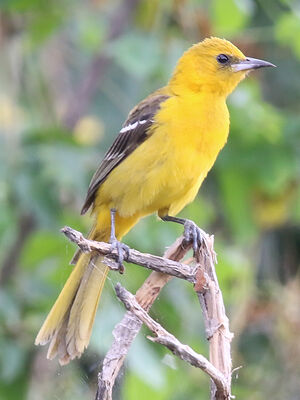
[0,0,300,399]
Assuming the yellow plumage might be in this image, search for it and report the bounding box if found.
[35,37,274,364]
[35,250,108,364]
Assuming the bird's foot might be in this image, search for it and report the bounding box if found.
[160,214,206,255]
[183,219,206,254]
[109,238,130,274]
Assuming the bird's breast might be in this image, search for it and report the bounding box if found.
[157,94,230,181]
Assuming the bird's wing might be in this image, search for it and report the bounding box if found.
[81,92,170,214]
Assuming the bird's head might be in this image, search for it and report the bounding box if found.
[170,37,275,97]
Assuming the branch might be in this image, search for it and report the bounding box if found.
[194,235,233,400]
[61,226,196,282]
[61,225,233,400]
[115,283,230,398]
[95,235,192,400]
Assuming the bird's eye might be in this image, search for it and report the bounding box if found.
[217,54,229,64]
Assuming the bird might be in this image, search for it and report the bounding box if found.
[35,37,275,365]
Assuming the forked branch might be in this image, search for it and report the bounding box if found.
[115,283,230,397]
[61,225,233,400]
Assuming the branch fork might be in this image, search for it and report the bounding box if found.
[61,225,234,400]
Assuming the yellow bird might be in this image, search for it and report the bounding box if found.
[35,37,275,364]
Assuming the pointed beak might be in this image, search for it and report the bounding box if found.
[232,57,276,72]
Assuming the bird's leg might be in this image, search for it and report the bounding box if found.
[109,208,130,274]
[161,215,205,254]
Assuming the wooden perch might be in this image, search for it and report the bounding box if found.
[193,234,233,400]
[115,283,230,398]
[61,226,196,282]
[61,225,233,400]
[95,236,192,400]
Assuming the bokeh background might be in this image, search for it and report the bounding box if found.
[1,0,300,399]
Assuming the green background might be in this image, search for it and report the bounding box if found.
[0,0,300,399]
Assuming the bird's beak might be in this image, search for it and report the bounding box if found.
[232,57,276,72]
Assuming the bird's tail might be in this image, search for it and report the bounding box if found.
[35,209,140,365]
[35,244,109,365]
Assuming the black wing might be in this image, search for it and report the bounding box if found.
[81,92,169,214]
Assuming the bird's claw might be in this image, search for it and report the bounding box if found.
[183,219,205,254]
[109,239,130,274]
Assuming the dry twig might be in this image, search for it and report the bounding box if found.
[95,236,192,400]
[115,283,230,398]
[194,235,233,400]
[61,225,233,400]
[61,226,195,281]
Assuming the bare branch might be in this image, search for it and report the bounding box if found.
[194,235,233,400]
[115,283,230,398]
[61,226,196,282]
[61,224,234,400]
[95,236,192,400]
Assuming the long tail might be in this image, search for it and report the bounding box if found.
[35,209,139,365]
[35,248,108,365]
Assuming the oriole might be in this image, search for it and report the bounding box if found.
[35,37,275,365]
